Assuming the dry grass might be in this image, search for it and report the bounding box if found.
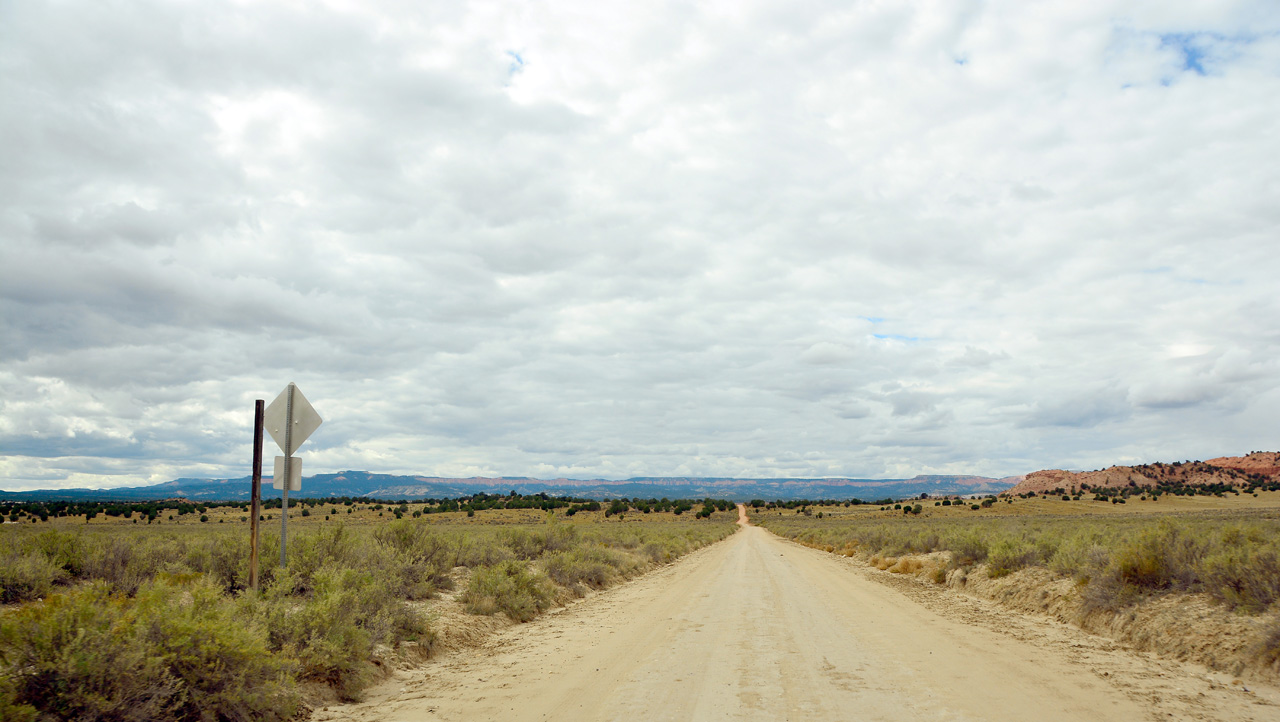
[888,557,923,575]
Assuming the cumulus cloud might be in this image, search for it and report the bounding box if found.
[2,0,1279,490]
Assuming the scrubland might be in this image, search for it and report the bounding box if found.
[756,496,1280,682]
[0,503,737,721]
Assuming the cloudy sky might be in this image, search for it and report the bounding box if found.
[3,1,1279,491]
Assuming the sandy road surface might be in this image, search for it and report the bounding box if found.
[321,511,1278,721]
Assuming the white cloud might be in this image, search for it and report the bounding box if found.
[2,0,1279,490]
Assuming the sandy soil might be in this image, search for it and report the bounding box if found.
[316,517,1279,721]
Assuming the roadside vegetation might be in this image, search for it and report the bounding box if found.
[757,505,1280,678]
[0,496,737,720]
[760,511,1280,611]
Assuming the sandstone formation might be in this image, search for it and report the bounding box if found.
[1003,451,1280,496]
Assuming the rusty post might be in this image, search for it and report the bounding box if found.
[249,399,264,591]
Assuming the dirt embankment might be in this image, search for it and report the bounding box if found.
[1006,452,1280,496]
[814,546,1280,689]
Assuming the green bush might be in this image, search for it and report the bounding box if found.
[0,551,68,604]
[502,524,578,561]
[1253,621,1280,673]
[259,565,428,701]
[1047,534,1109,580]
[543,545,642,595]
[986,538,1039,578]
[455,533,516,568]
[1200,546,1280,613]
[30,530,86,576]
[373,520,456,598]
[947,529,989,567]
[0,578,299,721]
[462,561,558,622]
[83,534,187,595]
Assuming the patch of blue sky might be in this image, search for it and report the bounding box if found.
[1110,27,1266,87]
[506,50,526,76]
[872,333,921,342]
[861,316,886,324]
[1160,33,1209,75]
[1155,31,1266,78]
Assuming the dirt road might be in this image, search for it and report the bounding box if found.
[322,513,1278,721]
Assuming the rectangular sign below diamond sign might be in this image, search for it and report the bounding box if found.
[272,456,302,491]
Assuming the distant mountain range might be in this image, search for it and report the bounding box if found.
[0,471,1019,503]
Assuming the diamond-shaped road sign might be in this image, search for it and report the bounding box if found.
[264,383,323,457]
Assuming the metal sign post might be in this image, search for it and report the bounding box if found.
[249,399,264,591]
[281,384,293,568]
[263,382,322,568]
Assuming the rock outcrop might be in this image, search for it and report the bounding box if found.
[1003,452,1280,496]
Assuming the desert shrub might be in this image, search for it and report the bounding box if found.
[259,565,427,701]
[597,528,644,550]
[29,530,87,576]
[455,533,515,568]
[1200,546,1280,613]
[543,549,610,593]
[1047,534,1110,580]
[946,529,989,567]
[0,671,36,722]
[282,524,366,595]
[1252,621,1280,673]
[503,524,578,560]
[640,540,675,563]
[906,531,940,554]
[0,552,68,604]
[888,558,922,574]
[183,532,249,593]
[83,534,188,595]
[462,561,558,622]
[1112,524,1202,591]
[543,545,643,594]
[0,578,299,721]
[374,521,456,598]
[986,538,1039,578]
